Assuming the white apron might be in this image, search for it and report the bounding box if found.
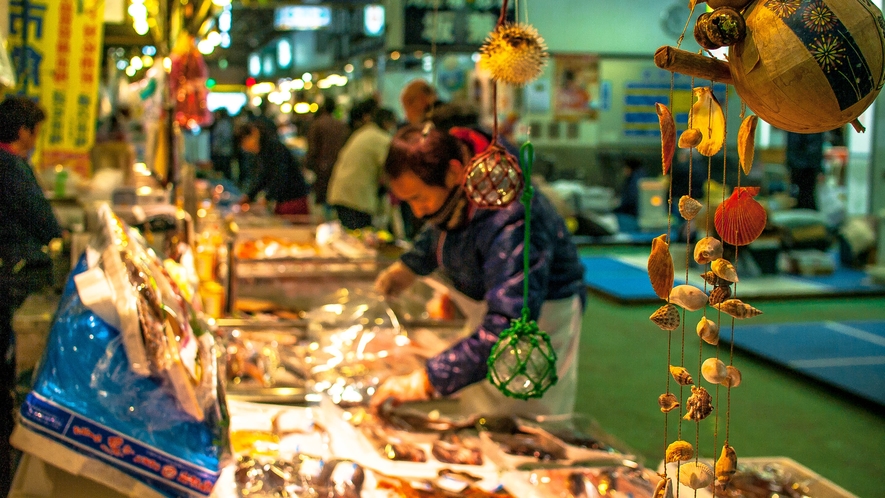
[424,277,582,418]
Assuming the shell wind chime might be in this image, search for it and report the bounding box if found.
[480,3,556,399]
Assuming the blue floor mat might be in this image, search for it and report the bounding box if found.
[728,320,885,406]
[582,256,885,302]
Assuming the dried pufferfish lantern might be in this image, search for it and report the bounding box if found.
[729,0,885,133]
[479,23,549,86]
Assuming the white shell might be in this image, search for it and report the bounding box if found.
[669,285,709,312]
[696,317,720,345]
[722,365,742,387]
[694,237,723,265]
[711,258,739,283]
[679,462,714,490]
[702,358,728,384]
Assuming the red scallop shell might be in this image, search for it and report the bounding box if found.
[714,187,766,246]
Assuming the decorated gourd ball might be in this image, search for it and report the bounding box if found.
[728,0,885,133]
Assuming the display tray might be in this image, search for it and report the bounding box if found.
[658,457,858,498]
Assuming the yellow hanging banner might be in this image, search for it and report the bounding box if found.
[7,0,105,177]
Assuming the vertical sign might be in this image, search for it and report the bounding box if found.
[7,0,105,176]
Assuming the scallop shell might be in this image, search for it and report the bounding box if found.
[648,235,675,300]
[653,474,673,498]
[669,365,693,386]
[688,87,725,157]
[714,299,762,319]
[678,196,703,221]
[708,285,732,306]
[665,440,694,463]
[683,385,713,422]
[702,358,728,384]
[711,258,739,283]
[715,187,767,247]
[700,271,729,287]
[722,365,742,388]
[658,392,680,413]
[716,443,738,485]
[738,115,758,175]
[679,462,714,490]
[657,104,676,175]
[669,284,708,312]
[651,303,680,331]
[696,317,720,345]
[694,237,723,265]
[678,128,703,149]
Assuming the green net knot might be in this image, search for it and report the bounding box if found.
[487,316,558,400]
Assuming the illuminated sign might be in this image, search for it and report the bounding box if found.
[364,5,384,37]
[274,6,331,31]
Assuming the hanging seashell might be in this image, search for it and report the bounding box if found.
[716,443,738,485]
[478,23,548,86]
[711,258,739,283]
[714,299,762,319]
[738,115,758,176]
[657,104,676,175]
[665,440,694,463]
[678,128,703,149]
[651,304,680,331]
[678,195,703,221]
[694,13,723,50]
[658,392,680,413]
[679,462,715,490]
[687,87,725,157]
[702,357,728,384]
[669,284,708,312]
[714,187,767,246]
[648,235,675,300]
[694,237,723,265]
[653,473,673,498]
[696,317,720,345]
[669,365,694,386]
[703,7,746,47]
[708,285,732,306]
[700,271,729,287]
[683,385,713,422]
[722,365,742,388]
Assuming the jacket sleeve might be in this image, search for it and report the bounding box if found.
[425,206,554,395]
[6,159,62,244]
[398,226,440,277]
[246,152,272,201]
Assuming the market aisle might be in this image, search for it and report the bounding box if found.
[574,294,885,498]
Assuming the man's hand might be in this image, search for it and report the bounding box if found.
[374,260,417,298]
[370,369,434,411]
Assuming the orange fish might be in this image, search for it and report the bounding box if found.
[714,187,766,246]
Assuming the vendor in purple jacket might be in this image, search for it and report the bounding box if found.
[372,126,585,416]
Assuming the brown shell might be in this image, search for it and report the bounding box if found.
[683,385,713,422]
[669,365,694,386]
[648,234,675,300]
[696,316,720,345]
[708,285,732,306]
[653,474,673,498]
[738,115,758,175]
[714,299,762,319]
[715,187,767,247]
[678,195,703,221]
[679,462,714,490]
[678,128,703,149]
[657,104,676,175]
[722,365,742,388]
[651,303,680,330]
[694,237,723,265]
[711,258,739,283]
[669,284,708,312]
[665,440,694,463]
[702,357,728,384]
[700,271,729,287]
[658,392,680,413]
[716,443,738,485]
[688,87,725,157]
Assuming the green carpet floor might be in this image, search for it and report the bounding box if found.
[573,294,885,498]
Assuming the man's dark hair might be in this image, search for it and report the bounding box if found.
[0,96,46,143]
[321,97,337,114]
[349,98,379,127]
[233,122,258,146]
[385,125,464,188]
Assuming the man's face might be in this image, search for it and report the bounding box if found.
[20,123,41,154]
[388,159,463,219]
[240,128,260,154]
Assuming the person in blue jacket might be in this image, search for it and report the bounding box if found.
[235,121,311,215]
[0,96,62,494]
[371,126,586,416]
